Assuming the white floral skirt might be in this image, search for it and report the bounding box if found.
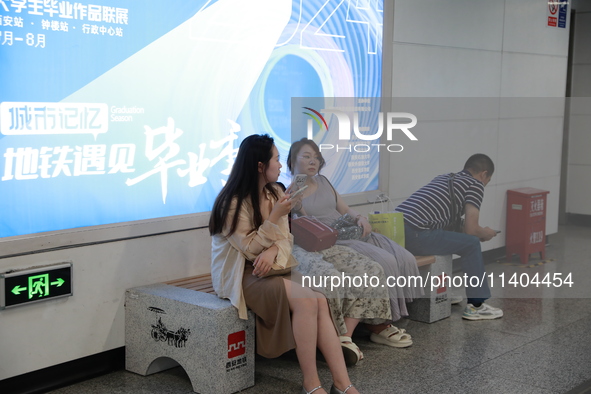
[292,244,392,336]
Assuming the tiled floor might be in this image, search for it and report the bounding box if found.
[49,224,591,394]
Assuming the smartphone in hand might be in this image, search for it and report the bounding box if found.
[288,185,308,201]
[293,174,307,190]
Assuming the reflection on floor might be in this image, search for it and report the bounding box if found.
[49,224,591,394]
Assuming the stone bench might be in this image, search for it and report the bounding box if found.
[158,255,450,328]
[406,255,453,323]
[124,253,449,394]
[125,275,255,394]
[163,256,448,327]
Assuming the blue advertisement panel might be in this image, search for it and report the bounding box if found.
[0,0,383,238]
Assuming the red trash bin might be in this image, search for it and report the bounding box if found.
[506,188,549,264]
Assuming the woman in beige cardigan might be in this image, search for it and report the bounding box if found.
[209,134,359,394]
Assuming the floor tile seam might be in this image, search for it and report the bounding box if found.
[532,312,591,345]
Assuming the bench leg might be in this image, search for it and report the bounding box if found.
[125,284,255,394]
[407,255,452,323]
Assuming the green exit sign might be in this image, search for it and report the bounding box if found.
[1,262,73,309]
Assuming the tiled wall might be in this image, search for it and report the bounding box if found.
[385,0,571,250]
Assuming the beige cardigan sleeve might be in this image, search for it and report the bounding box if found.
[211,189,295,320]
[211,234,248,319]
[225,191,294,269]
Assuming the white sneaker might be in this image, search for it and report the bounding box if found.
[462,303,503,320]
[450,295,463,305]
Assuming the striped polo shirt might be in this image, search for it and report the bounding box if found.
[395,170,484,230]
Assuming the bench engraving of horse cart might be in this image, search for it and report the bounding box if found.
[150,316,191,348]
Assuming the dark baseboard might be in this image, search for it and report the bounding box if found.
[566,213,591,227]
[1,347,125,394]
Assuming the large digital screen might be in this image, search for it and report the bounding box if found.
[0,0,383,238]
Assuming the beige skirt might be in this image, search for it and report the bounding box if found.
[242,263,300,358]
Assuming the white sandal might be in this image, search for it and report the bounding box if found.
[339,336,363,366]
[369,325,413,348]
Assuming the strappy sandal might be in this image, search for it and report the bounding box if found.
[302,385,324,394]
[339,336,363,366]
[330,384,354,394]
[369,325,413,348]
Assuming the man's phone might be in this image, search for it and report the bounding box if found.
[293,174,307,190]
[288,185,308,200]
[495,230,502,234]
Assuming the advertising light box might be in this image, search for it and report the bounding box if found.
[0,0,383,239]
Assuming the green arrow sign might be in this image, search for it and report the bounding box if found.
[2,263,72,309]
[11,285,27,295]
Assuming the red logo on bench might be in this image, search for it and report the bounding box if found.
[228,330,246,359]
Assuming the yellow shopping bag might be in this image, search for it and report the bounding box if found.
[368,211,405,248]
[367,195,405,247]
